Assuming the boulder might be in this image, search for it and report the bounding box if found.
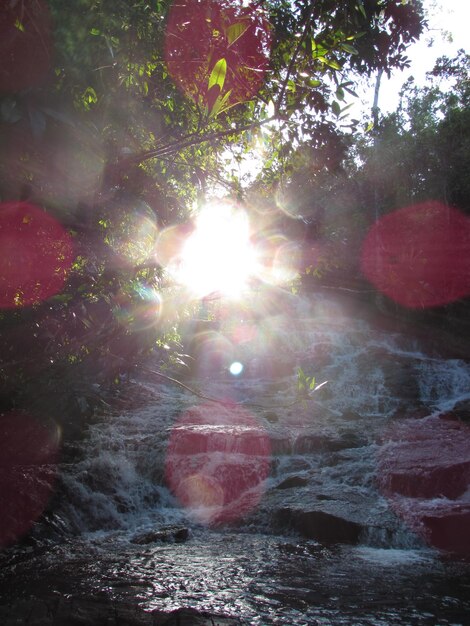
[377,415,470,557]
[276,507,364,544]
[275,475,309,490]
[157,607,242,625]
[130,526,189,545]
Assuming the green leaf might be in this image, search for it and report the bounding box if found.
[227,22,249,46]
[90,28,100,36]
[332,100,341,117]
[210,88,233,117]
[336,86,345,101]
[208,58,227,92]
[206,83,221,115]
[14,18,25,32]
[341,43,358,55]
[357,2,367,19]
[325,58,342,70]
[344,86,359,97]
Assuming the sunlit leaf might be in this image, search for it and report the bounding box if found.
[227,21,249,46]
[14,18,25,32]
[206,83,221,115]
[325,58,342,70]
[208,58,227,92]
[209,88,233,117]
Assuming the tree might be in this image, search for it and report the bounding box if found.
[0,0,426,418]
[353,50,470,215]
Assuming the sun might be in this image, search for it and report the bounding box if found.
[177,202,259,299]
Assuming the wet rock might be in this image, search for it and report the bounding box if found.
[378,416,470,500]
[130,526,189,545]
[275,475,309,489]
[0,596,240,625]
[264,411,279,423]
[378,415,470,556]
[157,607,242,625]
[448,399,470,423]
[276,507,364,544]
[293,432,366,454]
[421,506,470,557]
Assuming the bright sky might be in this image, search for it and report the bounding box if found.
[376,0,470,113]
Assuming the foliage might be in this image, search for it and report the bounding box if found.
[295,50,470,297]
[0,0,426,419]
[354,50,470,215]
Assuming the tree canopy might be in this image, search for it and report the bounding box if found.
[0,0,428,418]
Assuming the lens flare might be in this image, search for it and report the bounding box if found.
[0,0,52,93]
[0,202,74,308]
[177,203,259,299]
[377,415,470,558]
[165,402,271,525]
[0,412,60,548]
[361,202,470,308]
[165,0,271,114]
[229,361,244,376]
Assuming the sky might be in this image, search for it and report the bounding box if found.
[374,0,470,114]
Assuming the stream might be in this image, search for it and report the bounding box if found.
[1,290,469,625]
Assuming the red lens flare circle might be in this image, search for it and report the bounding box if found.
[0,0,53,94]
[165,0,271,114]
[361,202,470,309]
[377,415,470,558]
[165,402,271,525]
[0,411,60,548]
[0,202,74,308]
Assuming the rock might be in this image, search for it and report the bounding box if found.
[448,399,470,423]
[157,607,242,625]
[293,432,366,454]
[264,411,279,423]
[275,475,309,489]
[269,429,366,456]
[0,597,239,626]
[378,416,470,500]
[377,415,470,556]
[130,526,189,545]
[276,507,364,544]
[421,506,470,557]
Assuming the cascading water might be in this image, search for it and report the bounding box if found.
[1,290,469,625]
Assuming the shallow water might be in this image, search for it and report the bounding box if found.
[1,291,470,624]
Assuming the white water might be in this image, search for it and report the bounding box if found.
[8,290,469,625]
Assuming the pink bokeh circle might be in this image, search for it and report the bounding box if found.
[165,401,271,525]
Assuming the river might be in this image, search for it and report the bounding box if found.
[1,290,469,625]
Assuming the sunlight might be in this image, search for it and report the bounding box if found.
[177,202,259,299]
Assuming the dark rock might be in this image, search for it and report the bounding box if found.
[275,475,309,489]
[264,411,279,423]
[276,507,363,544]
[157,607,242,625]
[293,432,366,454]
[421,506,470,557]
[130,526,189,545]
[0,596,240,626]
[381,460,470,500]
[448,399,470,423]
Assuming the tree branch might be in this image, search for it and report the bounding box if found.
[125,116,277,167]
